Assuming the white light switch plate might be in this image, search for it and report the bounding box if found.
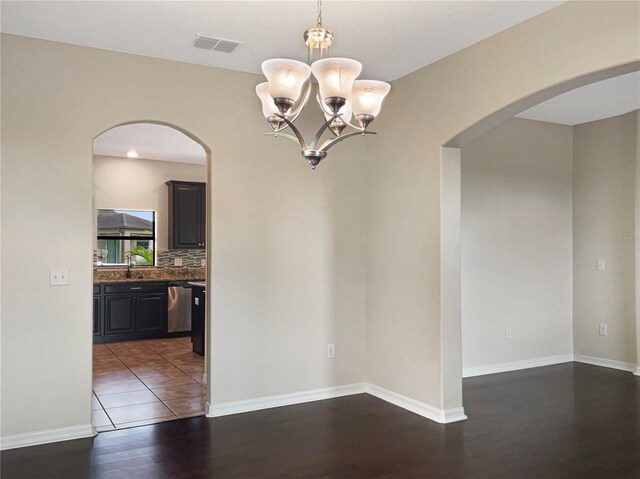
[596,259,605,271]
[505,327,512,339]
[49,268,69,286]
[599,323,608,336]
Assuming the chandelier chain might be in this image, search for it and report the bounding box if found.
[316,0,323,27]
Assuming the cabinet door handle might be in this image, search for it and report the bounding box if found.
[130,287,142,290]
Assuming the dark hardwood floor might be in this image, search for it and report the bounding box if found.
[2,362,639,478]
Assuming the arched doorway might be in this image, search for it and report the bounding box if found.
[90,121,212,432]
[440,63,640,415]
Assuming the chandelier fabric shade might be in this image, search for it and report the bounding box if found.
[256,0,390,169]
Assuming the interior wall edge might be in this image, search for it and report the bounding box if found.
[636,108,640,374]
[572,110,638,366]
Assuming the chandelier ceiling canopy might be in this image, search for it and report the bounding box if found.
[256,0,390,169]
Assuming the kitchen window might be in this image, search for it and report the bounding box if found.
[96,209,155,266]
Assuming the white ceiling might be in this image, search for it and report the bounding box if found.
[4,1,635,140]
[93,123,206,164]
[517,71,640,125]
[0,1,564,81]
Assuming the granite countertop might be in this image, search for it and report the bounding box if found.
[94,267,206,284]
[94,277,207,284]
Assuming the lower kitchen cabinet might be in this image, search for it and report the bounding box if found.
[136,293,166,332]
[191,285,205,356]
[93,282,168,343]
[93,295,101,336]
[104,295,136,335]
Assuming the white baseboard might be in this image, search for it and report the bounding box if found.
[574,354,636,373]
[207,383,367,417]
[208,382,466,424]
[463,354,574,378]
[8,357,636,450]
[365,383,467,424]
[0,424,95,451]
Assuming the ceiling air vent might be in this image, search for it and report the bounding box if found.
[193,35,243,54]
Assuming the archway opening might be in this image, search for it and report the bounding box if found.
[90,121,212,432]
[440,64,640,416]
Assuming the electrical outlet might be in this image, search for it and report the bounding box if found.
[49,268,69,286]
[174,258,183,267]
[327,343,336,359]
[201,259,206,267]
[505,327,512,340]
[596,259,605,271]
[599,323,608,336]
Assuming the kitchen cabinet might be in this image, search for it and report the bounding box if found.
[191,284,206,356]
[136,293,166,332]
[104,295,136,335]
[93,295,101,336]
[93,282,168,343]
[166,181,206,249]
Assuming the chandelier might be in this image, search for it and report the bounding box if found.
[255,0,390,169]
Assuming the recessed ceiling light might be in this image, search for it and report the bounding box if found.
[126,150,139,158]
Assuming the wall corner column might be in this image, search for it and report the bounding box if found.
[440,147,467,419]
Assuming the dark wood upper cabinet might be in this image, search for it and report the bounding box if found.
[166,181,206,249]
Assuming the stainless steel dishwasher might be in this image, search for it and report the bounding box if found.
[167,282,192,332]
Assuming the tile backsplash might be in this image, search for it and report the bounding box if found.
[94,249,206,268]
[156,249,206,268]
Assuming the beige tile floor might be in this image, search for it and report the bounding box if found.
[92,337,206,431]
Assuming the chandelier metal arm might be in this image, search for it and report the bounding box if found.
[277,115,309,150]
[309,113,342,149]
[315,92,361,131]
[263,132,300,145]
[319,130,376,152]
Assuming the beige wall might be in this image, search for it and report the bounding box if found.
[461,118,574,371]
[1,0,639,445]
[367,0,639,410]
[1,34,368,442]
[92,155,206,251]
[573,111,638,365]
